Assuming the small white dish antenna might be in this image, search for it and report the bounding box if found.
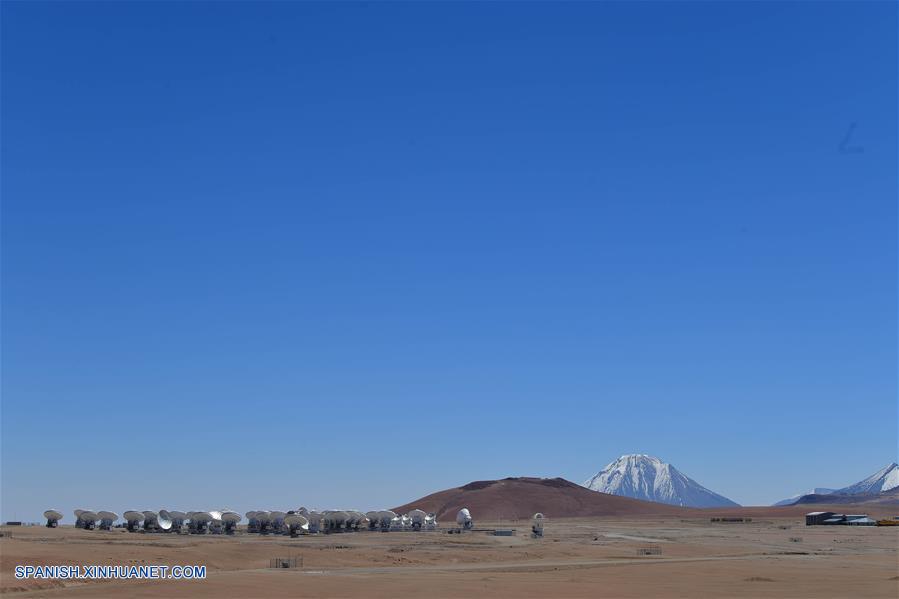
[78,510,99,530]
[141,511,159,531]
[424,513,438,530]
[456,508,473,530]
[284,513,309,537]
[98,511,118,530]
[123,511,143,532]
[157,512,173,531]
[531,512,545,537]
[407,509,427,530]
[375,510,396,531]
[44,509,63,528]
[221,511,240,534]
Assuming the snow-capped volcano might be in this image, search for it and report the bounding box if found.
[834,463,898,495]
[582,454,739,508]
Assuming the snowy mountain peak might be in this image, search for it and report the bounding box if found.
[774,462,899,505]
[582,454,740,508]
[835,462,899,495]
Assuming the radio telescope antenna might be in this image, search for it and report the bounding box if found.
[98,511,119,531]
[456,508,473,531]
[123,511,143,532]
[221,511,241,535]
[44,509,63,528]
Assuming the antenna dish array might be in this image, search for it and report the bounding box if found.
[45,503,444,536]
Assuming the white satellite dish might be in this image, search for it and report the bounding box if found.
[284,513,309,537]
[305,511,323,533]
[73,509,92,529]
[157,511,173,532]
[254,510,273,534]
[221,511,241,534]
[347,510,368,530]
[44,509,63,528]
[531,512,545,537]
[123,511,143,532]
[323,510,349,532]
[456,508,473,530]
[365,511,380,530]
[189,511,212,534]
[245,511,260,533]
[377,510,397,532]
[79,510,99,530]
[98,511,118,530]
[160,510,185,532]
[425,513,438,531]
[407,509,427,531]
[141,511,159,531]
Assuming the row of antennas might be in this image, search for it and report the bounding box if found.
[46,509,242,534]
[46,508,547,536]
[44,507,470,536]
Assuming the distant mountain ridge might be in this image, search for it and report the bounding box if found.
[776,462,898,506]
[582,454,739,508]
[773,488,836,507]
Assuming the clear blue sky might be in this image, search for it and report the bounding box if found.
[2,1,896,521]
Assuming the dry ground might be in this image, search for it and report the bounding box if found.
[1,517,897,598]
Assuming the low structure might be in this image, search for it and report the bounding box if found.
[805,512,835,525]
[807,512,875,526]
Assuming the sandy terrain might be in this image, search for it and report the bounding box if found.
[2,516,897,598]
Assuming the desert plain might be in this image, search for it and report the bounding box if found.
[2,513,897,598]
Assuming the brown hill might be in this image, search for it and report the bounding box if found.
[392,477,697,521]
